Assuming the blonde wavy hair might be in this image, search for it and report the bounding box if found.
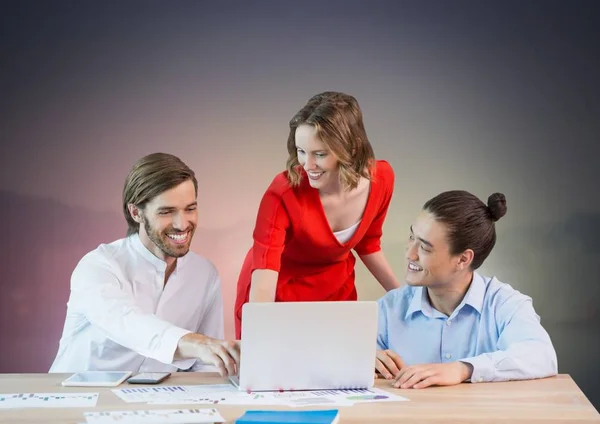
[285,92,375,190]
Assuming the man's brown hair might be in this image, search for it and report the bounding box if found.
[122,153,198,236]
[424,191,507,270]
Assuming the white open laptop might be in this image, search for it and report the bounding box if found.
[230,301,378,392]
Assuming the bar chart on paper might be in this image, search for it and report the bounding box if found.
[112,384,236,403]
[0,392,99,408]
[112,386,188,403]
[273,388,409,407]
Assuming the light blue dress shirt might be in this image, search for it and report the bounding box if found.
[377,272,558,383]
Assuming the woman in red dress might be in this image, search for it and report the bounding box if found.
[234,92,400,338]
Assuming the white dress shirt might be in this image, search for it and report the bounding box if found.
[49,233,224,373]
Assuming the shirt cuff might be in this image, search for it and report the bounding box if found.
[460,355,495,383]
[154,326,193,365]
[191,362,218,372]
[355,244,381,257]
[173,358,198,370]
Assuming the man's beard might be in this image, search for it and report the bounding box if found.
[143,217,194,259]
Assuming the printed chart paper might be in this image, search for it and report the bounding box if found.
[84,408,224,423]
[147,390,279,406]
[0,392,99,409]
[283,388,409,407]
[112,385,235,403]
[112,386,189,403]
[146,387,409,407]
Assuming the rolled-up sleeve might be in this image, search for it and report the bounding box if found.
[251,188,291,273]
[354,162,395,256]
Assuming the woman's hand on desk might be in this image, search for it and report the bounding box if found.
[176,334,241,377]
[391,362,474,389]
[375,349,405,380]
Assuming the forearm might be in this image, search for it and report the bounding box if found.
[89,306,193,364]
[175,333,210,360]
[248,269,279,302]
[78,290,192,364]
[460,340,558,383]
[359,250,401,291]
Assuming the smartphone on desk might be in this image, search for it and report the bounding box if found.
[127,372,171,384]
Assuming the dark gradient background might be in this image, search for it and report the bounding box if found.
[1,0,599,410]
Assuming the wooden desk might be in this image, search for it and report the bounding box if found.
[0,373,598,423]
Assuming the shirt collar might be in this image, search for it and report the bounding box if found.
[404,272,486,319]
[461,271,485,315]
[405,287,441,319]
[130,233,167,272]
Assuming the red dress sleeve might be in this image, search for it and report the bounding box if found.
[354,161,395,256]
[251,176,291,272]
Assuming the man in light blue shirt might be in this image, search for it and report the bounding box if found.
[376,191,557,389]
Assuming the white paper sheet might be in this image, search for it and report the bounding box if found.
[84,408,224,423]
[283,387,409,407]
[111,386,189,403]
[111,384,235,403]
[147,390,281,406]
[0,392,99,409]
[146,387,408,407]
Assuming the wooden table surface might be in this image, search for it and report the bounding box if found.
[0,373,598,423]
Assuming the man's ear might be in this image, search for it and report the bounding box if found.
[456,249,474,271]
[127,204,144,224]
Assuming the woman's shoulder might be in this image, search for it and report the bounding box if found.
[265,168,309,199]
[373,159,394,178]
[371,160,395,192]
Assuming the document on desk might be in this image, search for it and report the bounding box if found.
[146,387,409,407]
[112,384,236,403]
[147,390,285,406]
[281,387,410,407]
[84,408,225,423]
[0,392,99,409]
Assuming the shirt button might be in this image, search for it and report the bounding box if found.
[477,377,484,382]
[445,353,452,359]
[446,320,451,326]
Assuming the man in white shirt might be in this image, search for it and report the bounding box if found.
[50,153,239,377]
